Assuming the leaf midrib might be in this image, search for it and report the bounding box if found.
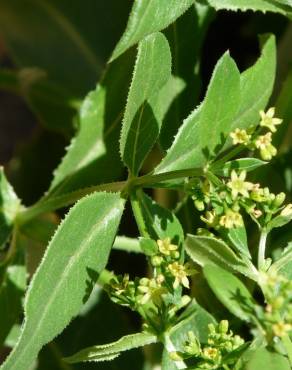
[11,200,121,368]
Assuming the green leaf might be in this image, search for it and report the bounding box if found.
[226,225,251,259]
[0,167,21,248]
[110,0,194,61]
[270,242,292,278]
[4,325,21,349]
[120,32,171,176]
[274,67,292,149]
[267,213,292,231]
[131,190,184,246]
[155,52,240,174]
[48,49,136,195]
[203,265,256,322]
[56,287,144,370]
[185,235,257,280]
[65,332,157,363]
[162,300,216,370]
[0,192,125,370]
[212,158,267,177]
[206,0,292,15]
[0,263,26,346]
[229,35,276,134]
[160,3,214,150]
[245,348,290,370]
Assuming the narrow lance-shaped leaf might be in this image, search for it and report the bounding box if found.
[54,287,144,369]
[160,3,214,150]
[0,263,26,347]
[225,224,251,259]
[206,0,292,15]
[274,67,292,149]
[110,0,194,61]
[131,190,184,246]
[266,211,292,231]
[48,49,136,196]
[203,264,256,322]
[155,52,241,174]
[270,243,292,279]
[227,35,276,140]
[211,158,267,177]
[65,332,157,363]
[0,167,21,248]
[0,192,125,370]
[185,235,257,280]
[120,32,171,176]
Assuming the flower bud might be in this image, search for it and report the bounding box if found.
[170,250,180,259]
[194,199,205,211]
[151,255,163,267]
[181,295,191,307]
[156,274,165,284]
[139,277,149,286]
[273,192,286,207]
[208,323,216,334]
[281,204,292,217]
[219,320,229,334]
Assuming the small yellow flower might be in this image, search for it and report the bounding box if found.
[227,170,253,199]
[219,209,243,229]
[281,204,292,217]
[272,322,292,337]
[230,128,251,145]
[255,132,277,161]
[200,210,217,227]
[255,132,272,149]
[259,107,282,132]
[168,262,196,289]
[111,274,130,295]
[137,277,167,306]
[202,347,219,360]
[157,238,178,256]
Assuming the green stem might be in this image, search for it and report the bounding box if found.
[258,230,268,270]
[17,168,203,226]
[133,168,203,186]
[282,334,292,366]
[16,181,126,226]
[113,236,142,254]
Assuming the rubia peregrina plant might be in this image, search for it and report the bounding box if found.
[1,1,292,370]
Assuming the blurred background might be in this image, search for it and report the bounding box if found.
[0,1,292,369]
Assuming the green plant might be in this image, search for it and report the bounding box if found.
[1,1,292,370]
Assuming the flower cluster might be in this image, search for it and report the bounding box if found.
[170,320,245,369]
[105,238,196,333]
[255,270,292,342]
[229,107,282,161]
[191,169,291,231]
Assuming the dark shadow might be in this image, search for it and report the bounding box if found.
[230,287,255,317]
[83,267,99,304]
